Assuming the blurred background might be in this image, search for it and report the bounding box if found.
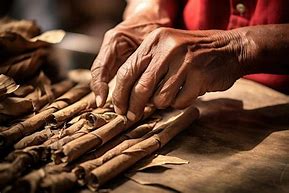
[0,0,126,70]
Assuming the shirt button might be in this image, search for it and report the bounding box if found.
[236,3,246,14]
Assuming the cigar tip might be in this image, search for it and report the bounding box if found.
[88,174,100,191]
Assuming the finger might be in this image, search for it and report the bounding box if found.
[171,74,203,109]
[126,55,169,121]
[152,60,187,109]
[90,31,137,107]
[152,74,185,109]
[90,49,113,107]
[112,51,152,115]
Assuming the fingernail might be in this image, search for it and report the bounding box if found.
[114,105,122,114]
[96,95,102,107]
[127,111,136,121]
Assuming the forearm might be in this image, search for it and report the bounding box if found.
[236,24,289,75]
[123,0,176,26]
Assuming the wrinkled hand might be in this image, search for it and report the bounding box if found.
[113,27,249,121]
[90,8,170,107]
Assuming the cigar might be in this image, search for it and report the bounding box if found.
[30,79,75,112]
[0,83,90,148]
[0,145,50,188]
[8,163,67,193]
[87,106,199,190]
[53,106,155,164]
[73,120,158,185]
[14,128,53,149]
[0,49,47,80]
[48,92,96,125]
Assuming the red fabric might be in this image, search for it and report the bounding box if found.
[182,0,289,93]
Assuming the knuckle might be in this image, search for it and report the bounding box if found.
[105,28,122,40]
[133,81,151,96]
[153,27,170,36]
[153,95,170,109]
[116,65,130,82]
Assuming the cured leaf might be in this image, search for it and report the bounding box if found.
[0,74,19,98]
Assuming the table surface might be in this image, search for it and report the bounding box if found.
[77,78,289,193]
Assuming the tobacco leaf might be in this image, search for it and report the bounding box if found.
[0,30,65,55]
[12,84,34,97]
[0,74,19,98]
[0,17,41,38]
[0,96,33,116]
[130,154,189,172]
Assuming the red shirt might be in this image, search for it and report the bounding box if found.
[182,0,289,93]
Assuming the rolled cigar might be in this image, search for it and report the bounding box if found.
[59,119,87,138]
[8,168,46,193]
[0,145,50,188]
[0,154,33,188]
[0,83,90,148]
[9,163,67,193]
[48,92,96,124]
[54,106,155,164]
[0,49,47,80]
[14,128,53,149]
[87,106,199,190]
[30,79,75,112]
[73,121,158,185]
[54,115,126,164]
[49,123,93,151]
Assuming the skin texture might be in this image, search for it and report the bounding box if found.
[90,0,173,107]
[91,1,289,121]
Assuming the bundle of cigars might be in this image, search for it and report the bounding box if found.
[0,18,199,193]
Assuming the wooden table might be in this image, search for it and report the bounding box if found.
[95,78,289,193]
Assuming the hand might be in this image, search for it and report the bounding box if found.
[113,27,250,121]
[90,0,171,107]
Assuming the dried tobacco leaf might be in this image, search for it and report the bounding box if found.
[0,74,19,98]
[0,17,40,38]
[130,154,189,171]
[0,96,33,116]
[0,30,65,55]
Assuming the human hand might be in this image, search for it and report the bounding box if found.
[113,27,250,121]
[90,0,171,107]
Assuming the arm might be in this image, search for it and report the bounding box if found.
[90,0,176,107]
[112,24,289,121]
[237,24,289,75]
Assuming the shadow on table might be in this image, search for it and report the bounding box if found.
[161,98,289,155]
